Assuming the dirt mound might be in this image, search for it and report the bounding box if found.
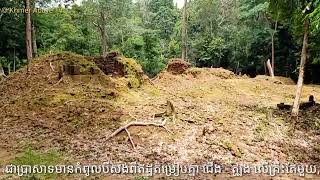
[154,67,237,87]
[186,68,237,79]
[167,59,192,75]
[0,52,146,155]
[94,52,124,77]
[255,75,295,85]
[94,52,146,88]
[1,53,320,178]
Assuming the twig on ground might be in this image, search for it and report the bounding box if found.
[125,128,136,149]
[150,113,155,121]
[50,62,55,72]
[46,73,53,79]
[0,104,9,110]
[128,112,138,121]
[53,77,63,87]
[146,77,154,86]
[64,100,76,112]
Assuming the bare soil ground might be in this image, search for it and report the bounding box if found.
[0,54,319,179]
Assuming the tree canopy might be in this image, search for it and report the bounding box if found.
[0,0,319,81]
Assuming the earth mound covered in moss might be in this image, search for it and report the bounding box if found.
[0,52,147,154]
[1,53,320,179]
[185,67,237,79]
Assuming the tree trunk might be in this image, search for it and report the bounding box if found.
[266,59,274,78]
[264,61,267,75]
[181,0,187,61]
[292,21,309,117]
[99,11,107,58]
[32,24,38,57]
[25,0,33,72]
[271,20,278,75]
[8,64,11,74]
[0,66,4,77]
[271,35,275,73]
[13,48,16,72]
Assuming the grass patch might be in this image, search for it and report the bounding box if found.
[48,92,74,106]
[13,148,60,166]
[253,107,274,141]
[253,118,271,142]
[10,148,63,179]
[221,141,243,158]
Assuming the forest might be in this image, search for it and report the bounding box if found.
[0,0,320,179]
[0,0,319,79]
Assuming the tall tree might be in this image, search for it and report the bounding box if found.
[269,0,319,116]
[270,15,278,75]
[32,24,38,57]
[181,0,187,61]
[83,0,132,57]
[98,11,108,57]
[291,0,318,116]
[25,0,33,71]
[292,20,309,116]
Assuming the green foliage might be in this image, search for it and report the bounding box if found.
[309,1,320,32]
[267,0,320,82]
[193,36,227,67]
[36,7,99,55]
[12,148,61,179]
[0,56,8,67]
[123,35,145,59]
[188,0,267,69]
[0,0,26,71]
[168,38,181,58]
[1,0,320,82]
[13,148,60,166]
[149,5,177,40]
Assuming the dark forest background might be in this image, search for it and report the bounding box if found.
[1,0,320,83]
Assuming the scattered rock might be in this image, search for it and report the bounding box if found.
[202,125,217,136]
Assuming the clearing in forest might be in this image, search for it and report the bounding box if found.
[0,53,319,178]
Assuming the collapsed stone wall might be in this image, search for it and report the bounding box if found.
[167,59,192,75]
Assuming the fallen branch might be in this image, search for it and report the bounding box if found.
[106,101,176,148]
[106,119,169,141]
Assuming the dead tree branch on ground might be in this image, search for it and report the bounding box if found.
[106,101,175,148]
